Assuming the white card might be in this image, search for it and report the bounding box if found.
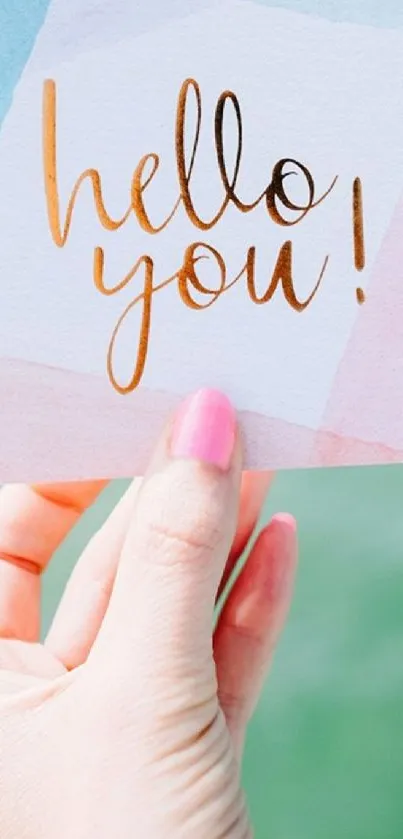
[1,0,403,479]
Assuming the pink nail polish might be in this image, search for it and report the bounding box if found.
[171,389,236,471]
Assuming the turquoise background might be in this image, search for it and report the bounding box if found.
[1,1,403,836]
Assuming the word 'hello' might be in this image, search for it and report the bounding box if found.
[42,78,365,394]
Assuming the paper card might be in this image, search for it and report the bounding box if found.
[1,0,403,480]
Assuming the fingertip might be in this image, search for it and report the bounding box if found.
[171,388,237,472]
[262,512,298,560]
[250,513,298,601]
[270,512,297,533]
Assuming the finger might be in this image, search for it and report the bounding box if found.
[0,481,106,641]
[46,472,272,670]
[91,389,241,685]
[217,470,274,601]
[214,514,297,757]
[46,478,142,669]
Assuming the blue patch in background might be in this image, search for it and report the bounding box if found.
[0,0,50,124]
[0,0,402,133]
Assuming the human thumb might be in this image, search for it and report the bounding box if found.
[92,389,241,687]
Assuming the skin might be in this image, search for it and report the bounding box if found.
[0,409,297,838]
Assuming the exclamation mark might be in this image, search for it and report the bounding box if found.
[353,177,365,304]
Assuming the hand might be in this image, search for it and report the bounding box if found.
[0,389,297,838]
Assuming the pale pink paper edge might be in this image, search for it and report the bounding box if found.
[0,358,401,482]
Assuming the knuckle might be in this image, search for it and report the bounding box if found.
[147,518,219,565]
[146,515,221,557]
[138,470,225,564]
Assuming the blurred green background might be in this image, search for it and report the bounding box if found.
[42,466,403,839]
